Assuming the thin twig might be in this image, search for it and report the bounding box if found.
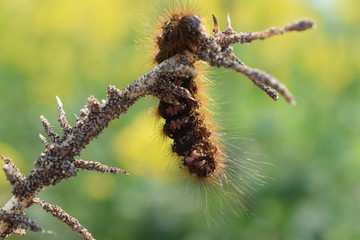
[33,199,94,240]
[0,209,43,239]
[56,96,71,133]
[216,18,314,46]
[40,115,60,143]
[38,134,50,147]
[74,159,131,175]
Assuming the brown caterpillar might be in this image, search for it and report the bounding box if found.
[154,9,223,179]
[150,5,314,218]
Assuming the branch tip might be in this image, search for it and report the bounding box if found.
[56,96,71,132]
[0,156,25,186]
[212,14,219,34]
[55,95,62,107]
[226,12,232,30]
[33,199,95,240]
[40,115,60,142]
[74,159,131,175]
[285,18,315,32]
[38,133,49,146]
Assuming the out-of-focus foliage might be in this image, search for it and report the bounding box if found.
[1,0,359,239]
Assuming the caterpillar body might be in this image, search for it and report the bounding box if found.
[155,10,224,180]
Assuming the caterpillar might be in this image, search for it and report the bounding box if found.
[151,5,314,217]
[155,8,223,180]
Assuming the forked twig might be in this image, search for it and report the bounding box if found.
[198,15,314,104]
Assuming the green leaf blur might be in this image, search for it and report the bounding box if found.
[1,0,359,239]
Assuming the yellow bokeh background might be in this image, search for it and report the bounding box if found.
[1,0,359,239]
[113,112,175,180]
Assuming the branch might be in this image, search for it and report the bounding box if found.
[201,16,314,104]
[0,54,195,239]
[0,14,314,239]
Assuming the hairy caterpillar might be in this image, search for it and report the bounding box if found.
[153,8,250,219]
[150,5,314,217]
[155,8,223,180]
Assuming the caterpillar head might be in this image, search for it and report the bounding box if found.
[155,13,204,63]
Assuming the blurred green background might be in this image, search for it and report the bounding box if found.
[1,0,359,239]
